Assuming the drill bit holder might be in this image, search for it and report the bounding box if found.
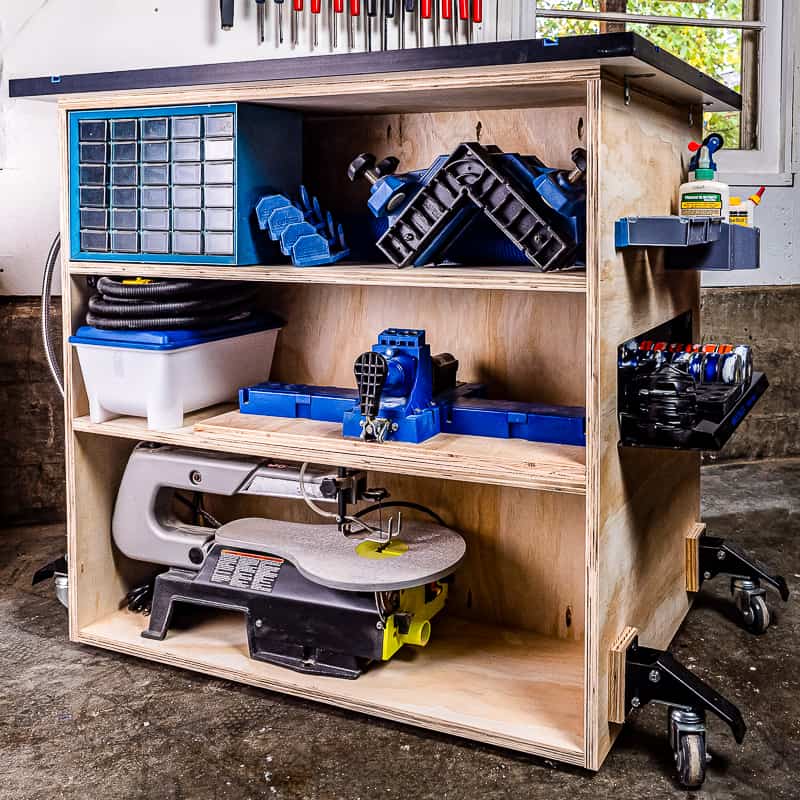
[618,315,769,451]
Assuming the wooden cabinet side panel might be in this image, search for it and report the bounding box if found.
[586,80,702,769]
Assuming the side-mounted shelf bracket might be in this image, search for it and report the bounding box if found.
[615,217,760,272]
[686,525,790,634]
[609,625,746,788]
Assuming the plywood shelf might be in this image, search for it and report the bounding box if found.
[78,609,585,763]
[71,407,587,495]
[68,261,587,293]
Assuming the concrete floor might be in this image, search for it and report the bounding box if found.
[1,460,798,800]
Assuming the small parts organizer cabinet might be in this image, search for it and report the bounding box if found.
[69,103,301,264]
[14,35,758,783]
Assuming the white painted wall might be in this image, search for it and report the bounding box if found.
[0,0,331,295]
[0,0,796,293]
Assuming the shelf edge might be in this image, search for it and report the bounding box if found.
[68,262,588,293]
[71,415,588,495]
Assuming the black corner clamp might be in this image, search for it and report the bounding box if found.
[698,535,790,635]
[625,636,746,789]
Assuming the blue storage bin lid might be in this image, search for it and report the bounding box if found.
[69,312,284,351]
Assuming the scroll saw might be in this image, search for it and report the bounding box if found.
[113,443,465,679]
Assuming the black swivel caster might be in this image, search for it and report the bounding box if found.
[697,535,789,635]
[669,707,709,789]
[732,577,771,634]
[624,640,745,790]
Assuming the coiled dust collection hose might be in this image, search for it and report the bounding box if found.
[86,276,260,330]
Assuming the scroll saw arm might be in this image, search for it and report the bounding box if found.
[112,444,365,570]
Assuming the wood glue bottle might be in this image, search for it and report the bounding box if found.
[679,134,729,220]
[729,186,765,227]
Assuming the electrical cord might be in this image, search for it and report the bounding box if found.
[353,501,445,527]
[173,492,222,529]
[297,462,377,537]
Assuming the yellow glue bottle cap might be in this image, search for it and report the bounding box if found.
[749,186,765,206]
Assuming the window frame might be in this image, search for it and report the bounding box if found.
[524,1,794,185]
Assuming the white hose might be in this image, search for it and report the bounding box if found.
[40,233,64,397]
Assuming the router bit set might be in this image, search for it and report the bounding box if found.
[222,0,485,50]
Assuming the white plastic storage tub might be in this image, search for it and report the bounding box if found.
[70,315,282,429]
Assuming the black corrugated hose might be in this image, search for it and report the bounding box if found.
[86,276,260,330]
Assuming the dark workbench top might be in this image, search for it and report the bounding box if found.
[9,32,740,111]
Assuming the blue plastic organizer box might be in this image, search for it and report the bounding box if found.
[69,103,302,265]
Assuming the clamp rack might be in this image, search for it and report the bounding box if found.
[12,33,779,788]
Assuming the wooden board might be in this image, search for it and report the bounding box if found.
[608,626,638,725]
[197,411,587,493]
[685,523,707,593]
[78,609,585,764]
[584,79,701,770]
[71,409,587,494]
[54,63,597,113]
[68,262,588,294]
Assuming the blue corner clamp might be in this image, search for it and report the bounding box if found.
[240,328,586,447]
[360,145,586,270]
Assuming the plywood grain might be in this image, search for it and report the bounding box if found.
[305,105,587,213]
[608,626,638,725]
[68,261,589,294]
[79,610,585,763]
[585,80,701,770]
[264,283,586,407]
[685,522,707,593]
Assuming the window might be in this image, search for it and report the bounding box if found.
[521,1,791,183]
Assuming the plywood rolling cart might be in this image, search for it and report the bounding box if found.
[13,33,785,789]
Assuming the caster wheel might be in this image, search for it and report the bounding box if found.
[741,594,770,634]
[676,733,707,789]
